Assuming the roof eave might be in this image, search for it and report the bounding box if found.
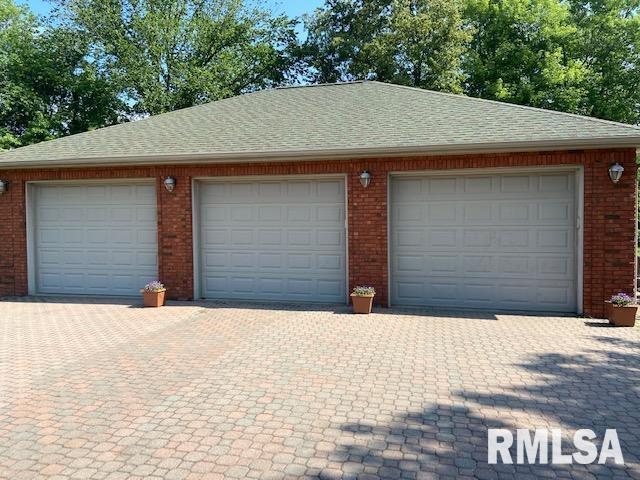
[0,137,638,170]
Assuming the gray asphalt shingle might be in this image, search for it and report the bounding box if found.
[1,81,639,167]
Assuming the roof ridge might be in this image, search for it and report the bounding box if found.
[369,81,640,132]
[275,81,365,90]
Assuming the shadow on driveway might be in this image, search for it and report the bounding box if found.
[309,335,640,479]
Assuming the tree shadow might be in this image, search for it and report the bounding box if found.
[310,335,640,479]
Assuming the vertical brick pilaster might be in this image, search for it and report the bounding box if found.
[583,150,637,317]
[157,173,194,300]
[348,166,389,306]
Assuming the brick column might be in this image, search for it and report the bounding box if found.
[157,173,194,300]
[583,150,637,317]
[347,166,389,306]
[0,175,27,296]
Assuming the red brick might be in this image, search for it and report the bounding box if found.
[0,148,636,317]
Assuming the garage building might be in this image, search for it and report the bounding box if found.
[1,81,638,316]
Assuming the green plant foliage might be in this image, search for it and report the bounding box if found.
[566,0,640,124]
[56,0,298,115]
[2,0,640,151]
[464,0,588,113]
[0,0,126,149]
[300,0,640,123]
[299,0,471,92]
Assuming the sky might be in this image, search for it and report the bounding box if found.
[21,0,325,18]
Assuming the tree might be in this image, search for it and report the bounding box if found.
[567,0,640,124]
[56,0,298,115]
[0,0,32,148]
[463,0,588,113]
[0,0,124,149]
[300,0,470,92]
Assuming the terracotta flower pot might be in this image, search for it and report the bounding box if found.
[142,290,166,308]
[605,301,637,327]
[351,294,374,314]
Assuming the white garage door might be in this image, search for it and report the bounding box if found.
[198,178,346,303]
[391,171,577,312]
[32,182,158,296]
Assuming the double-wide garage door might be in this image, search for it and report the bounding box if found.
[197,178,347,303]
[31,182,158,296]
[390,171,577,312]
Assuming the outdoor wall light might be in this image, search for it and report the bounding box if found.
[0,180,7,195]
[360,170,371,188]
[608,163,624,184]
[163,176,176,192]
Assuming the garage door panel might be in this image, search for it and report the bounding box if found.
[34,183,158,296]
[538,229,570,248]
[317,254,342,270]
[536,256,571,276]
[317,180,342,196]
[464,204,493,222]
[463,230,492,248]
[429,177,457,195]
[287,206,311,222]
[396,229,424,247]
[287,182,311,197]
[137,229,157,245]
[287,230,312,246]
[318,206,342,222]
[499,256,531,274]
[539,202,570,221]
[391,172,577,312]
[231,229,253,245]
[499,203,531,222]
[463,255,494,273]
[429,204,458,223]
[199,178,346,302]
[428,230,456,248]
[204,274,344,299]
[288,253,312,269]
[258,230,282,245]
[395,275,575,311]
[539,174,572,193]
[501,175,530,192]
[398,253,575,281]
[498,230,529,248]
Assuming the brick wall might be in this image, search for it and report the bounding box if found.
[0,148,636,317]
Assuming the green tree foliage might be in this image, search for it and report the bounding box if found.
[300,0,471,92]
[464,0,588,113]
[56,0,297,115]
[2,0,640,151]
[567,0,640,124]
[0,0,124,148]
[301,0,640,124]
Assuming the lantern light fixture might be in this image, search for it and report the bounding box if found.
[608,163,624,184]
[163,176,176,192]
[0,179,7,195]
[359,170,371,188]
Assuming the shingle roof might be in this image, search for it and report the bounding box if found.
[1,81,639,168]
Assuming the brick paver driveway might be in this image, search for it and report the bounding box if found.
[1,297,639,480]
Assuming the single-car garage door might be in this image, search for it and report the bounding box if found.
[197,177,346,303]
[31,182,158,296]
[390,171,577,312]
